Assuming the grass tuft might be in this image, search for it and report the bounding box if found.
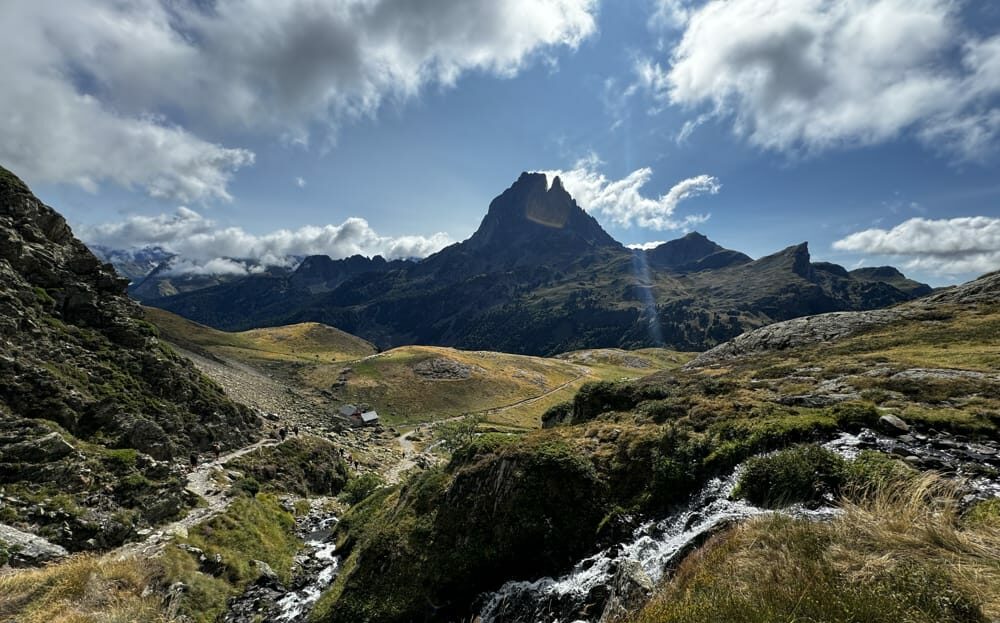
[632,474,1000,623]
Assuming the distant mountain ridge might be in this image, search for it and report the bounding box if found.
[144,172,931,355]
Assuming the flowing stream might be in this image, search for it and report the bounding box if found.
[222,505,341,623]
[222,429,1000,622]
[474,429,1000,623]
[274,515,341,621]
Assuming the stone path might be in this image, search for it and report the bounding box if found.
[116,438,278,560]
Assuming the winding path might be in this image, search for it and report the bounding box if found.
[116,438,278,560]
[384,369,590,484]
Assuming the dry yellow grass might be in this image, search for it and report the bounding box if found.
[144,306,376,364]
[631,475,1000,623]
[0,555,171,623]
[146,306,692,427]
[303,345,691,427]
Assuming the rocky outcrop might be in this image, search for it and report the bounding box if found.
[0,165,259,554]
[413,357,479,380]
[598,560,654,623]
[688,270,1000,368]
[687,308,903,367]
[0,523,69,566]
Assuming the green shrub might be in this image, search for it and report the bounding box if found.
[229,436,350,496]
[340,472,385,505]
[102,447,139,469]
[235,477,261,497]
[638,397,689,423]
[843,450,915,491]
[830,402,880,430]
[437,414,484,450]
[964,498,1000,528]
[734,444,846,508]
[540,402,573,428]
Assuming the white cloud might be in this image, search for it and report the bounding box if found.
[626,241,668,250]
[541,155,719,230]
[650,0,696,28]
[163,257,269,277]
[644,0,1000,160]
[833,216,1000,276]
[77,207,453,273]
[296,177,307,188]
[1,0,597,200]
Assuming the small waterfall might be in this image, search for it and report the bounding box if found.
[275,515,341,621]
[476,429,1000,623]
[476,468,836,623]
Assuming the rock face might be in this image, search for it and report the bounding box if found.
[687,270,1000,368]
[646,232,751,272]
[0,165,259,553]
[145,173,929,355]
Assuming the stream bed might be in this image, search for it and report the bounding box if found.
[220,428,1000,623]
[222,501,341,623]
[474,429,1000,623]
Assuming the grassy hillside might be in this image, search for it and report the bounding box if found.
[302,345,689,427]
[147,307,692,428]
[144,306,377,364]
[313,272,1000,623]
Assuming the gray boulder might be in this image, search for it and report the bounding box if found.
[0,523,69,566]
[599,559,654,623]
[878,414,910,436]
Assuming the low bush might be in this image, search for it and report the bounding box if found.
[340,472,385,506]
[830,402,880,430]
[734,444,846,508]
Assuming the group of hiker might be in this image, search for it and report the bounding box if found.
[275,425,300,441]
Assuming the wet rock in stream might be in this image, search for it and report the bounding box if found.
[222,502,340,623]
[475,428,1000,623]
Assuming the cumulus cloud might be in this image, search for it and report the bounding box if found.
[77,207,453,274]
[2,0,597,200]
[541,156,719,230]
[642,0,1000,160]
[626,241,668,250]
[833,217,1000,276]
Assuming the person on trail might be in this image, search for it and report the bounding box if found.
[211,442,221,461]
[189,452,199,470]
[292,425,300,437]
[279,427,287,441]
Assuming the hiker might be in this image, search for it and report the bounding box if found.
[292,425,300,436]
[211,441,221,461]
[189,452,199,469]
[279,427,287,441]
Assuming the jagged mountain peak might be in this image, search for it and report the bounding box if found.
[465,171,620,251]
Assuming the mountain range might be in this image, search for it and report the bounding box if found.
[136,172,929,355]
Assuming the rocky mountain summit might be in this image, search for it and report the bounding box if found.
[0,166,259,554]
[145,172,930,355]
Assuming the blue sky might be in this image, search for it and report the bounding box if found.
[3,0,1000,286]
